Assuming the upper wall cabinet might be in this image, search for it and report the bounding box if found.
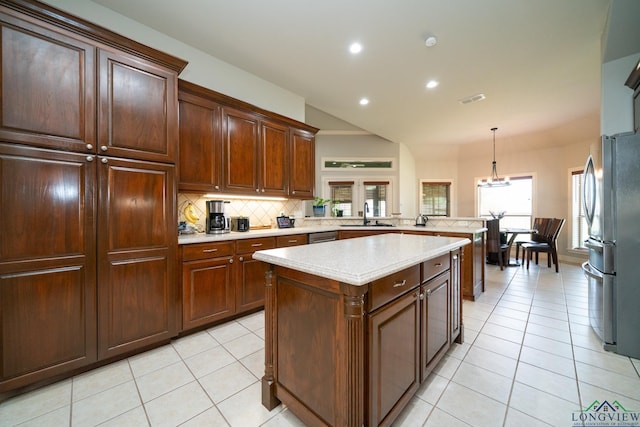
[0,0,186,163]
[178,85,223,192]
[289,128,316,199]
[177,80,318,199]
[97,48,179,163]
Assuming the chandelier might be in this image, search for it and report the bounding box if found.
[478,127,510,187]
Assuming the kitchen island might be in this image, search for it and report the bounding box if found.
[254,233,470,426]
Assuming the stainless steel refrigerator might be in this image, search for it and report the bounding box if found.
[582,131,640,359]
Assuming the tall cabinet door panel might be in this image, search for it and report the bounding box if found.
[97,157,176,359]
[289,129,315,199]
[421,272,449,380]
[259,120,288,196]
[0,11,96,152]
[0,144,96,391]
[98,49,178,163]
[178,92,222,192]
[368,291,420,426]
[222,107,259,193]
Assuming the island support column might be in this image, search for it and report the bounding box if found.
[339,282,367,426]
[261,268,279,409]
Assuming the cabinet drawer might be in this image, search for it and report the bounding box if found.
[236,237,276,254]
[182,241,234,261]
[276,234,308,247]
[422,253,450,282]
[368,265,420,312]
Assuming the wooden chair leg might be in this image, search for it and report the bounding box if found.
[526,249,530,269]
[498,250,504,271]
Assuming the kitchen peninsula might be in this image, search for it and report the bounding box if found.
[254,233,470,426]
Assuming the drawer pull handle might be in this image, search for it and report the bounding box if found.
[251,243,263,247]
[288,240,297,243]
[434,262,442,267]
[202,249,218,253]
[393,279,407,288]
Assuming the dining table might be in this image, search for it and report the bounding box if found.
[500,227,537,266]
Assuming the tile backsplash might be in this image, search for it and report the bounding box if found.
[178,193,305,232]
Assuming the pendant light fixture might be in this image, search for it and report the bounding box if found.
[478,127,510,187]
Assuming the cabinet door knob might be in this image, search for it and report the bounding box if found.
[101,158,108,164]
[419,292,425,300]
[100,145,108,152]
[453,255,458,260]
[256,189,260,193]
[239,256,244,262]
[86,156,94,162]
[292,190,296,194]
[86,144,94,150]
[215,185,220,190]
[229,258,233,264]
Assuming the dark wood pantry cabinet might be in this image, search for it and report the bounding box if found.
[0,0,186,399]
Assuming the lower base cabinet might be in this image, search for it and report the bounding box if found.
[263,249,463,426]
[235,238,276,313]
[181,242,235,330]
[369,290,420,425]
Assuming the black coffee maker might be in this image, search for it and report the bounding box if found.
[205,200,230,234]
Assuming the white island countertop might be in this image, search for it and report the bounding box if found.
[253,233,470,286]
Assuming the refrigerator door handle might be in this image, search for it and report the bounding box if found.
[582,262,615,345]
[582,261,603,279]
[583,155,596,228]
[584,240,603,252]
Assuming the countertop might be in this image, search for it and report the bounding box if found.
[252,233,471,286]
[177,224,486,245]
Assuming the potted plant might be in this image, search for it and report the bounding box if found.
[312,197,331,217]
[331,200,344,217]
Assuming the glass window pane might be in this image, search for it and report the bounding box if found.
[365,184,387,217]
[478,176,532,229]
[330,184,353,216]
[421,183,450,216]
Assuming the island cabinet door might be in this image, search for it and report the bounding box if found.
[368,290,420,426]
[421,271,450,380]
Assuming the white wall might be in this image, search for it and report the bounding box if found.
[601,53,640,135]
[42,0,306,122]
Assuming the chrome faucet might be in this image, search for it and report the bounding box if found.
[363,202,371,225]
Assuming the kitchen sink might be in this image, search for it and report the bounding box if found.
[340,222,394,227]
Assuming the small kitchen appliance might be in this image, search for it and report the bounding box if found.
[205,200,230,234]
[415,214,429,226]
[231,216,250,232]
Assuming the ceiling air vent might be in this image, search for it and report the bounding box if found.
[459,93,486,105]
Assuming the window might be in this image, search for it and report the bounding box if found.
[364,181,388,217]
[478,175,533,229]
[323,177,394,217]
[420,182,451,216]
[329,181,353,216]
[571,169,588,250]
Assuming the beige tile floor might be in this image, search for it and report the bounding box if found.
[2,262,640,426]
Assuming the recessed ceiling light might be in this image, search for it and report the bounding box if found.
[359,97,369,105]
[426,80,439,89]
[349,42,362,54]
[425,36,438,47]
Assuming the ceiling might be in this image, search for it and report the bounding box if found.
[92,0,638,156]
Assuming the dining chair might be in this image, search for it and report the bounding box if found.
[486,218,509,270]
[515,217,552,263]
[521,218,565,272]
